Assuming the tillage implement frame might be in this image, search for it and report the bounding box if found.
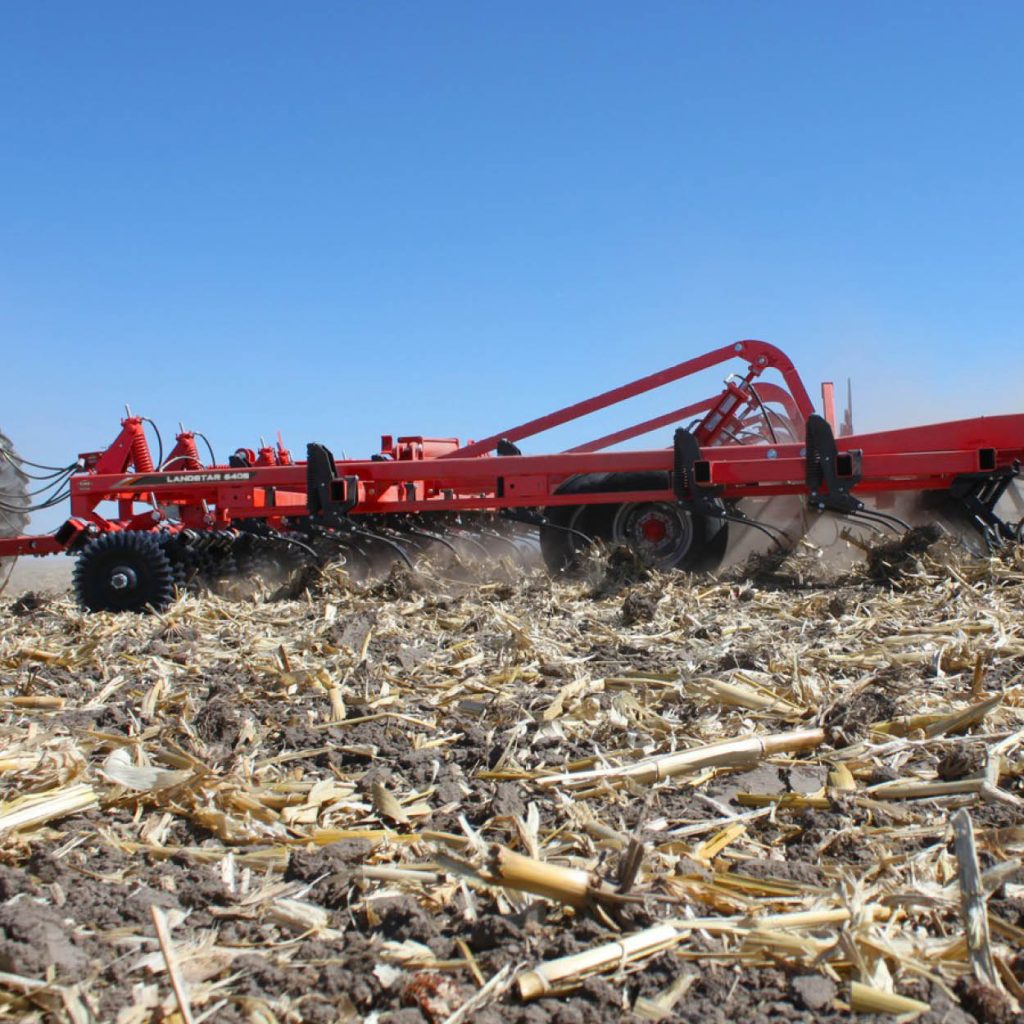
[2,339,1022,612]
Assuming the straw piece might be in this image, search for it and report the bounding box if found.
[100,748,192,792]
[483,845,593,907]
[924,695,1003,738]
[371,780,411,826]
[694,822,746,861]
[828,763,857,792]
[951,808,1012,1005]
[151,905,196,1024]
[441,964,514,1024]
[535,727,826,789]
[848,981,930,1016]
[0,969,54,993]
[633,969,697,1020]
[516,923,683,1000]
[735,793,831,810]
[455,938,485,988]
[0,782,97,834]
[13,646,65,664]
[541,678,597,721]
[2,695,66,710]
[688,676,805,716]
[867,778,984,800]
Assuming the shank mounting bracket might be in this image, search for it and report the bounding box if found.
[805,414,863,515]
[672,427,722,517]
[306,443,358,520]
[949,462,1021,544]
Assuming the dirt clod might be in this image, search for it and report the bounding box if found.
[866,523,946,583]
[0,902,89,979]
[621,586,659,624]
[791,974,836,1011]
[954,977,1017,1024]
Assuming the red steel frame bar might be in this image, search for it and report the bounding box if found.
[446,339,816,457]
[1,341,1022,558]
[35,413,1024,521]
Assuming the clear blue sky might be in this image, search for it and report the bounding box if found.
[2,3,1023,528]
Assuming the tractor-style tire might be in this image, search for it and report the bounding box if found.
[0,431,30,539]
[540,472,729,573]
[0,431,30,592]
[73,531,176,613]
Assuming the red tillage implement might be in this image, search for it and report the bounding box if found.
[2,340,1022,612]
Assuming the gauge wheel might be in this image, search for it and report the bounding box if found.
[540,472,729,573]
[73,531,176,613]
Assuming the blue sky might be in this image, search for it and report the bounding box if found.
[2,3,1023,528]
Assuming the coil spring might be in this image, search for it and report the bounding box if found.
[130,426,154,473]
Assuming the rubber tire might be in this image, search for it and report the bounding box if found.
[0,431,30,588]
[0,431,29,539]
[73,531,176,613]
[540,472,729,573]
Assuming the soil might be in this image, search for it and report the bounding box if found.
[2,545,1022,1022]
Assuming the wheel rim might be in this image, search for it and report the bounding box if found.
[610,502,694,569]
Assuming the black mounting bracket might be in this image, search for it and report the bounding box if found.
[950,463,1021,545]
[672,427,722,517]
[805,414,864,515]
[672,426,790,547]
[306,443,358,520]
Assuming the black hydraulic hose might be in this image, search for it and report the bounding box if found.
[717,508,792,548]
[0,450,76,481]
[0,450,74,472]
[746,383,779,445]
[195,432,217,466]
[142,418,164,471]
[850,508,908,536]
[34,489,71,509]
[0,488,71,514]
[18,468,75,498]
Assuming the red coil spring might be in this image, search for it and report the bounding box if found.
[129,422,154,472]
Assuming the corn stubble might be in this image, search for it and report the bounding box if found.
[2,539,1024,1021]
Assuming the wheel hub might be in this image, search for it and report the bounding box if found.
[611,502,694,570]
[108,566,137,591]
[637,512,668,543]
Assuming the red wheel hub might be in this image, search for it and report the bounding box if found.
[638,513,668,543]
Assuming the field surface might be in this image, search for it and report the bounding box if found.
[2,541,1024,1023]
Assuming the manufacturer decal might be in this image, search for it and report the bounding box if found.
[117,471,255,488]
